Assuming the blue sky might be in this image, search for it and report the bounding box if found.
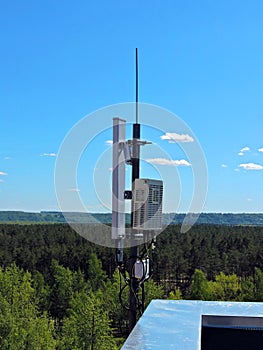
[0,0,263,213]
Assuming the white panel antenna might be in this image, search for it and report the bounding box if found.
[112,118,127,240]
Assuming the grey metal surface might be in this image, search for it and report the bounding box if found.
[202,314,263,329]
[121,300,263,350]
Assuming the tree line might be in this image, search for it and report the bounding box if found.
[1,223,263,280]
[1,211,263,226]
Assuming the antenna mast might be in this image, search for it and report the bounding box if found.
[136,48,139,124]
[112,49,163,335]
[129,48,141,332]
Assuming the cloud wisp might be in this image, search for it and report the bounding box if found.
[146,158,191,167]
[258,148,263,153]
[67,188,80,192]
[239,162,263,170]
[105,140,113,146]
[41,153,57,157]
[161,132,194,143]
[0,171,7,183]
[238,146,250,156]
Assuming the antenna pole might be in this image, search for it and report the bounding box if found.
[136,48,139,124]
[129,48,141,333]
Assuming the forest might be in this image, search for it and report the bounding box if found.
[1,223,263,349]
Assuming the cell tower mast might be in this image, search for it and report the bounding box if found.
[111,49,163,335]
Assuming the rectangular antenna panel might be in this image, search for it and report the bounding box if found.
[112,118,126,239]
[132,178,163,230]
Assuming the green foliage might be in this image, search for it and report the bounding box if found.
[209,272,241,301]
[0,264,56,349]
[240,276,255,301]
[254,267,263,301]
[87,253,107,292]
[60,291,117,350]
[49,260,74,321]
[23,314,56,350]
[1,223,263,284]
[143,278,165,307]
[1,223,263,348]
[168,289,182,300]
[187,269,243,302]
[187,268,263,304]
[188,269,211,300]
[33,271,50,311]
[102,269,129,337]
[0,293,12,346]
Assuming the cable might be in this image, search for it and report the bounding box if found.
[115,236,157,315]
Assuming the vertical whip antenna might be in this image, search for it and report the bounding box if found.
[136,48,139,124]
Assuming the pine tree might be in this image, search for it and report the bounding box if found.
[87,253,107,292]
[60,291,117,350]
[48,260,74,321]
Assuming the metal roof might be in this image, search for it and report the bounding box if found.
[121,300,263,350]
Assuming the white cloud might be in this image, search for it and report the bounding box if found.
[239,162,263,170]
[161,132,194,143]
[247,198,253,202]
[105,140,113,145]
[258,148,263,153]
[67,188,80,192]
[238,146,250,155]
[240,146,250,152]
[0,171,7,176]
[0,179,3,183]
[221,164,227,168]
[41,153,56,157]
[146,158,191,167]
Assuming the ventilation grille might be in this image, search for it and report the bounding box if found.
[132,179,163,230]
